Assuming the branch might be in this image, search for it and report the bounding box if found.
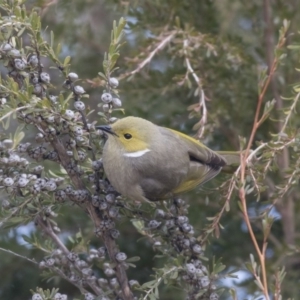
[36,216,102,296]
[236,11,288,300]
[0,247,38,265]
[46,130,133,300]
[183,39,207,138]
[0,105,30,122]
[121,31,176,78]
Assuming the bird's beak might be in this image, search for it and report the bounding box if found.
[96,125,119,137]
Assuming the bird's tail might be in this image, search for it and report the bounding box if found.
[217,150,253,173]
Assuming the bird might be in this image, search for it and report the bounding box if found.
[97,116,241,203]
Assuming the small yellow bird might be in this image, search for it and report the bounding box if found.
[98,117,240,202]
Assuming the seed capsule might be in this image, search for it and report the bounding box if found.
[101,93,112,103]
[68,72,79,81]
[73,85,85,95]
[40,72,50,83]
[74,101,85,111]
[109,77,119,88]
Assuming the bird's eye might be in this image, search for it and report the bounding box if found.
[124,133,132,140]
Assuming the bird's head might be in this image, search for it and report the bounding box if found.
[97,116,159,154]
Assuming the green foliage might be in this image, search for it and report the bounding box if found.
[1,0,300,300]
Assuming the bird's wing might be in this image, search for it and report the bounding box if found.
[167,128,226,168]
[161,128,227,194]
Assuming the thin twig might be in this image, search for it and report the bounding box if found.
[0,105,30,122]
[36,216,102,296]
[0,246,38,264]
[142,267,177,300]
[121,31,176,78]
[36,217,69,254]
[183,39,207,138]
[236,29,286,298]
[279,92,300,137]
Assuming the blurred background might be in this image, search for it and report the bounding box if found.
[1,0,300,299]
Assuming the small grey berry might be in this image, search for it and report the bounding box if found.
[155,209,165,218]
[54,293,68,300]
[46,115,55,123]
[92,160,103,170]
[98,200,108,210]
[165,219,175,229]
[98,278,108,288]
[109,117,118,123]
[112,97,122,107]
[200,276,210,287]
[192,244,202,254]
[53,226,60,233]
[14,58,26,70]
[195,268,204,277]
[68,72,79,81]
[32,293,43,300]
[1,43,12,51]
[210,293,219,300]
[2,139,13,148]
[73,126,83,136]
[40,72,50,83]
[101,93,112,103]
[104,268,115,277]
[46,258,55,266]
[48,95,57,103]
[74,101,85,111]
[31,75,39,84]
[0,157,8,164]
[17,143,30,153]
[77,151,87,161]
[8,48,21,57]
[32,165,44,174]
[73,85,85,95]
[2,199,10,209]
[115,252,127,262]
[129,280,140,287]
[181,223,192,233]
[148,220,161,229]
[55,190,67,202]
[28,55,38,67]
[39,261,46,269]
[102,103,110,112]
[76,260,88,269]
[45,180,57,191]
[3,177,14,187]
[110,229,120,239]
[109,77,119,88]
[64,109,75,119]
[186,263,196,274]
[35,132,45,143]
[8,154,20,165]
[67,252,78,262]
[110,277,119,288]
[53,249,63,256]
[154,241,162,247]
[108,207,119,218]
[81,268,93,277]
[177,216,188,224]
[84,293,94,300]
[33,84,43,95]
[17,178,29,187]
[106,194,115,203]
[0,98,7,105]
[19,157,29,166]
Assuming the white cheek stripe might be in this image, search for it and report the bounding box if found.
[124,149,151,157]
